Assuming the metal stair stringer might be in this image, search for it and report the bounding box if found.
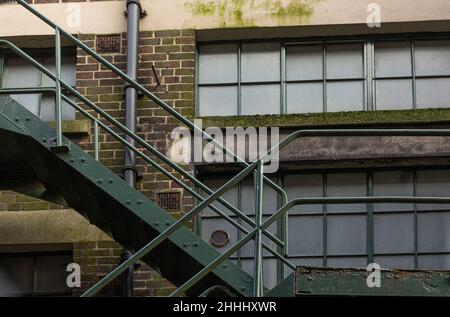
[0,95,255,297]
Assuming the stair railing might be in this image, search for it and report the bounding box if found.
[5,0,450,297]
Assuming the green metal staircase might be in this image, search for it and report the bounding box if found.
[1,0,450,297]
[0,95,258,296]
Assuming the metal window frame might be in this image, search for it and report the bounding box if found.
[200,166,450,279]
[196,33,450,117]
[0,47,77,121]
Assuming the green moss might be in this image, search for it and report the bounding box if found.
[270,0,315,20]
[199,108,450,128]
[187,0,320,26]
[190,0,216,16]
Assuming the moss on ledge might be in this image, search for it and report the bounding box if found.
[199,108,450,128]
[48,119,91,136]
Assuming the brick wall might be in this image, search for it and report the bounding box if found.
[72,29,196,296]
[72,241,175,297]
[0,28,196,296]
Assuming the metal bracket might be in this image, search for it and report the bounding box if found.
[124,0,147,19]
[121,165,143,182]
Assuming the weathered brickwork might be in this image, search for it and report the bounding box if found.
[71,29,196,296]
[0,28,196,296]
[72,241,175,297]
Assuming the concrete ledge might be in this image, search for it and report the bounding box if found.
[200,108,450,128]
[48,119,91,136]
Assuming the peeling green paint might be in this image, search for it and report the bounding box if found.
[186,0,319,28]
[198,108,450,128]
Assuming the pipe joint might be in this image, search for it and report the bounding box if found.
[125,0,147,18]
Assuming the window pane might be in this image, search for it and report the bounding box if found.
[35,254,72,294]
[241,84,280,115]
[327,215,366,255]
[287,82,323,114]
[241,43,280,82]
[326,257,366,268]
[3,57,41,88]
[416,170,450,211]
[40,95,76,121]
[198,86,238,116]
[415,40,450,76]
[418,254,450,270]
[286,45,323,81]
[202,218,238,254]
[326,43,363,79]
[10,94,40,115]
[0,256,34,296]
[375,79,413,110]
[374,41,412,77]
[327,173,367,213]
[327,81,364,112]
[42,56,77,87]
[199,44,238,84]
[288,216,323,256]
[284,174,324,214]
[374,255,414,269]
[418,212,450,253]
[374,214,414,254]
[373,171,414,212]
[416,78,450,109]
[201,180,238,217]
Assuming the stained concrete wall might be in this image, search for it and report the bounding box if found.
[0,209,110,245]
[0,0,450,37]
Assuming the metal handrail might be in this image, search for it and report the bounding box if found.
[81,160,260,297]
[14,0,289,210]
[0,42,292,295]
[0,39,283,246]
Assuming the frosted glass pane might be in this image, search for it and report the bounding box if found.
[198,86,238,116]
[374,41,412,77]
[326,43,363,79]
[375,79,413,110]
[10,94,39,115]
[202,218,238,254]
[40,95,76,121]
[241,43,280,82]
[42,56,77,87]
[199,44,238,84]
[416,78,450,109]
[286,45,323,81]
[289,257,323,268]
[373,171,414,212]
[327,81,364,112]
[327,257,366,268]
[327,215,366,255]
[374,214,414,253]
[327,173,367,213]
[241,180,278,216]
[288,216,323,256]
[241,85,280,115]
[418,254,450,269]
[201,180,238,217]
[3,57,40,88]
[287,83,323,114]
[417,170,450,211]
[240,216,277,257]
[374,256,414,269]
[415,40,450,76]
[240,259,278,289]
[284,174,324,214]
[418,212,450,253]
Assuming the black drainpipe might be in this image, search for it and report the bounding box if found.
[122,0,145,297]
